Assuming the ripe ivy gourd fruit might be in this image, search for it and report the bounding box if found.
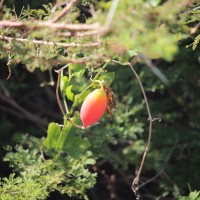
[80,88,107,128]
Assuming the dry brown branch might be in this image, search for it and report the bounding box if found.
[0,20,100,31]
[0,35,101,48]
[0,81,47,131]
[50,0,78,23]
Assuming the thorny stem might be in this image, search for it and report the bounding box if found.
[0,20,100,31]
[127,62,153,200]
[0,35,101,48]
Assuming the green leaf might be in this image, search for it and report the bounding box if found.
[98,72,115,86]
[127,50,138,58]
[189,191,200,199]
[60,75,69,95]
[43,123,61,149]
[69,64,85,77]
[65,137,91,159]
[76,52,84,58]
[43,122,73,150]
[56,121,73,150]
[66,85,75,101]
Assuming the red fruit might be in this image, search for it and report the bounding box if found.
[80,88,107,128]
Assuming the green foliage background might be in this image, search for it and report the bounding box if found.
[0,0,200,200]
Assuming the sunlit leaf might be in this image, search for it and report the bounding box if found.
[60,75,69,95]
[43,123,61,149]
[66,85,75,101]
[43,122,73,150]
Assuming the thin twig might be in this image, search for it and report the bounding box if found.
[7,55,12,80]
[138,138,178,190]
[50,0,78,23]
[56,71,66,116]
[181,5,200,14]
[0,35,101,48]
[190,22,200,35]
[111,60,154,198]
[0,20,100,31]
[55,63,71,73]
[151,117,161,122]
[162,171,180,193]
[127,62,153,200]
[40,146,46,161]
[138,168,164,189]
[69,118,85,129]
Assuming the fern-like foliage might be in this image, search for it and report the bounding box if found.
[0,136,96,200]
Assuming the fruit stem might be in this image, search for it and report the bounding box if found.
[93,80,105,90]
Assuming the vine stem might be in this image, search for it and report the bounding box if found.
[7,55,12,80]
[112,60,154,199]
[127,62,153,200]
[56,71,66,116]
